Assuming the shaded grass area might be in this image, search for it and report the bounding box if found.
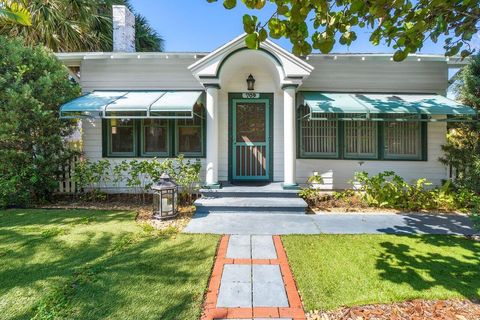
[282,234,480,311]
[0,209,219,319]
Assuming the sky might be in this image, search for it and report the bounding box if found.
[129,0,480,54]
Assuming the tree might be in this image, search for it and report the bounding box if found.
[440,53,480,192]
[0,0,30,26]
[0,0,163,52]
[208,0,480,61]
[0,36,81,207]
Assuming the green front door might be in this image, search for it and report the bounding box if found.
[232,99,270,181]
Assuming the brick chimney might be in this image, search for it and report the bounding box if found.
[112,5,135,52]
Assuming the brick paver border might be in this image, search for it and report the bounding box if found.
[201,235,306,320]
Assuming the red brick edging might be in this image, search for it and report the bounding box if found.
[201,235,306,320]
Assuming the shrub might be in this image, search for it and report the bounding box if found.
[0,36,80,207]
[72,156,202,205]
[354,171,480,212]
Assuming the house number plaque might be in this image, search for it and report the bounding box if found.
[242,92,260,99]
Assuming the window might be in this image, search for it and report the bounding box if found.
[141,119,169,156]
[107,119,136,156]
[104,105,206,158]
[176,104,204,156]
[344,119,378,159]
[297,110,426,161]
[298,106,338,158]
[384,117,422,160]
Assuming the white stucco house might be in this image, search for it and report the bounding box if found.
[57,6,476,191]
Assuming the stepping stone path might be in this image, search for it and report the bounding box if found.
[201,235,306,320]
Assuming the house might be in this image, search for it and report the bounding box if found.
[57,5,476,192]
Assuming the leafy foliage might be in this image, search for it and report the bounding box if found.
[208,0,480,60]
[440,53,480,193]
[73,156,201,205]
[354,171,480,211]
[0,0,163,52]
[0,0,31,26]
[0,36,80,208]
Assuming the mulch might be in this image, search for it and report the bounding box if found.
[307,299,480,320]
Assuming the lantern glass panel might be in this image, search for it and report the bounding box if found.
[161,191,174,216]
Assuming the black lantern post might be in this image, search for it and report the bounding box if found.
[246,74,255,91]
[151,173,178,219]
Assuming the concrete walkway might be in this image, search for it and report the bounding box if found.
[184,212,475,235]
[201,235,305,320]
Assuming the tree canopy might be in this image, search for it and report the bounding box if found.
[0,0,31,26]
[0,36,80,207]
[0,0,163,52]
[208,0,480,61]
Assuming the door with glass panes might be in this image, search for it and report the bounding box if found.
[231,99,270,181]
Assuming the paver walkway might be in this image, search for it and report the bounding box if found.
[185,212,475,235]
[201,235,305,320]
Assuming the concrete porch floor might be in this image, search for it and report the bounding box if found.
[184,212,475,235]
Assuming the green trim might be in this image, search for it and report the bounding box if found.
[174,105,206,158]
[140,119,170,157]
[215,48,282,79]
[343,121,379,160]
[228,93,274,182]
[281,84,299,90]
[102,107,207,159]
[106,119,137,157]
[282,183,300,190]
[203,183,222,189]
[296,112,429,161]
[203,83,221,89]
[298,114,340,159]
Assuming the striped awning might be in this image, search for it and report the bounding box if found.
[300,92,477,121]
[60,90,204,119]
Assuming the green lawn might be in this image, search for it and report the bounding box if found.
[283,234,480,311]
[0,209,219,320]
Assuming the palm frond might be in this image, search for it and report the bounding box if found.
[0,1,31,26]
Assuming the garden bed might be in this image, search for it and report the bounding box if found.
[305,192,466,215]
[307,299,480,320]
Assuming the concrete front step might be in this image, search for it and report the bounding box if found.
[200,182,300,199]
[194,196,307,214]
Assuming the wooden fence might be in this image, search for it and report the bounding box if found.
[57,155,80,194]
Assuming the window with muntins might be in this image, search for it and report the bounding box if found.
[108,119,136,156]
[297,110,426,161]
[344,118,378,159]
[383,116,422,160]
[104,104,205,158]
[141,119,169,156]
[298,105,338,158]
[176,104,204,156]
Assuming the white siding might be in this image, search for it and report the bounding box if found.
[296,121,447,189]
[80,58,202,92]
[81,118,206,192]
[77,54,451,191]
[303,58,448,94]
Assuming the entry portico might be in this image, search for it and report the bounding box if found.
[188,34,314,188]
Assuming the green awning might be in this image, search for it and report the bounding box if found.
[60,90,204,119]
[150,91,203,118]
[300,92,477,121]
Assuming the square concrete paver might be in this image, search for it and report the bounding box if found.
[217,264,252,308]
[252,265,288,307]
[222,264,251,283]
[251,235,277,259]
[216,282,252,308]
[227,235,251,259]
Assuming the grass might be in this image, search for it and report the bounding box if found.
[282,234,480,311]
[0,209,219,320]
